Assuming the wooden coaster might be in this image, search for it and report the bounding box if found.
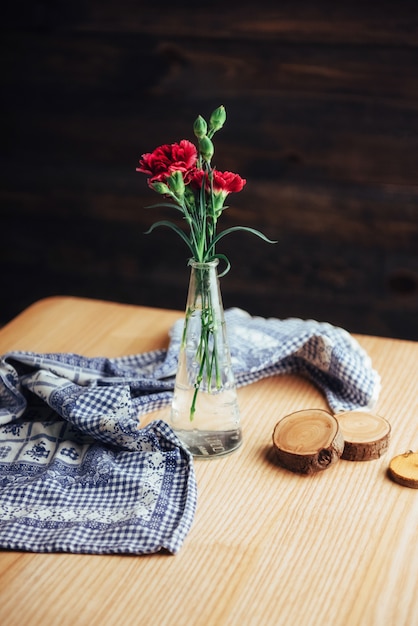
[335,411,391,461]
[388,451,418,488]
[272,409,344,475]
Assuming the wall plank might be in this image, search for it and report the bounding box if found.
[1,2,418,339]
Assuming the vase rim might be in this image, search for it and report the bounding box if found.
[188,258,219,268]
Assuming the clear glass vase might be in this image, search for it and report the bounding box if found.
[170,259,242,458]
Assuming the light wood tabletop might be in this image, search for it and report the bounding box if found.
[1,296,417,626]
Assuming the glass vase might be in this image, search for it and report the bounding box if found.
[170,259,242,458]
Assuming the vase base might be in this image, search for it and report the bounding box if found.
[174,428,242,459]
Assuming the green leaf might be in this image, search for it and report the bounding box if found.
[208,226,277,253]
[212,253,231,277]
[145,220,195,256]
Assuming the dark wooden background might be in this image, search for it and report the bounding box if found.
[2,1,418,340]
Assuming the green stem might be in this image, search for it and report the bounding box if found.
[188,264,223,420]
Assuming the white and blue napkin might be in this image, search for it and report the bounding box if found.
[0,308,380,555]
[155,308,381,413]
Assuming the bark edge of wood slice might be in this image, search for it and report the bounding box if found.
[272,409,344,475]
[336,411,391,462]
[388,451,418,488]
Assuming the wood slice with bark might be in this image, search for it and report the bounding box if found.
[336,411,391,461]
[272,409,344,475]
[388,451,418,488]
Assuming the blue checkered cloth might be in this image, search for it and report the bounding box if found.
[0,351,197,555]
[0,308,380,555]
[155,308,381,413]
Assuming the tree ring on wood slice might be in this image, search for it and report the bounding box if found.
[388,451,418,488]
[272,409,344,475]
[335,411,391,461]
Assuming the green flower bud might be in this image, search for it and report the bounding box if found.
[151,181,170,195]
[209,105,226,133]
[168,170,185,196]
[193,115,208,139]
[199,136,214,162]
[184,185,196,207]
[213,193,225,213]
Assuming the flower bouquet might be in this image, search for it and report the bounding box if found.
[137,106,274,457]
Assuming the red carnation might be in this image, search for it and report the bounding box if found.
[190,169,246,197]
[137,139,198,183]
[212,170,246,194]
[189,168,206,189]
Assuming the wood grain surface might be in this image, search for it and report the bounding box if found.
[0,296,417,626]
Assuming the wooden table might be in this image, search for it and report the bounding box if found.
[1,296,417,626]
